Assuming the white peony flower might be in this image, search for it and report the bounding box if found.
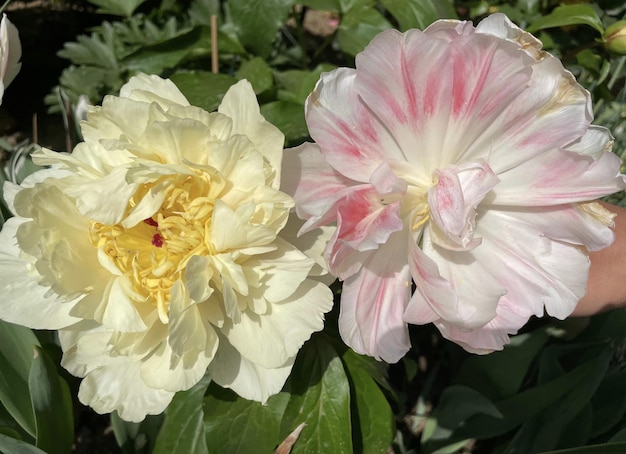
[0,13,21,104]
[0,74,333,422]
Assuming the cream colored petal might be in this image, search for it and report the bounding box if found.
[218,79,285,189]
[208,332,293,403]
[222,279,332,369]
[119,73,190,107]
[0,217,81,329]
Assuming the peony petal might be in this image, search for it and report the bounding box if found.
[281,142,356,232]
[471,209,590,320]
[306,68,403,181]
[218,80,285,188]
[222,279,332,369]
[339,233,411,363]
[428,160,498,249]
[0,217,81,329]
[208,332,293,403]
[421,226,504,328]
[120,73,190,107]
[492,147,625,206]
[404,239,459,325]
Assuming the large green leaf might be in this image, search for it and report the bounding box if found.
[121,27,210,74]
[540,442,626,453]
[203,385,289,452]
[28,346,73,454]
[226,0,295,58]
[236,57,274,94]
[0,433,47,454]
[380,0,457,31]
[341,349,394,453]
[454,328,549,400]
[527,4,604,34]
[455,346,612,440]
[505,346,609,452]
[153,375,211,454]
[261,101,309,143]
[0,321,39,438]
[589,369,626,438]
[170,70,237,112]
[337,5,392,56]
[274,64,335,105]
[280,334,353,453]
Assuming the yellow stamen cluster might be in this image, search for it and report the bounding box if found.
[89,174,218,323]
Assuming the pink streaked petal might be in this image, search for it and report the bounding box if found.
[566,125,613,159]
[434,296,533,353]
[334,186,404,251]
[404,240,459,325]
[338,233,411,363]
[499,204,615,252]
[472,209,589,320]
[281,143,356,232]
[428,160,498,249]
[370,161,408,195]
[355,27,532,171]
[492,148,625,206]
[305,68,403,181]
[421,227,504,328]
[464,55,591,173]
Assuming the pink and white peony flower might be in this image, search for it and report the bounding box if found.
[0,74,333,421]
[282,13,626,361]
[0,13,21,104]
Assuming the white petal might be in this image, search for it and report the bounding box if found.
[207,332,293,403]
[222,279,332,368]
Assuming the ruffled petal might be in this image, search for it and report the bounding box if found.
[281,142,356,232]
[306,68,403,181]
[218,80,285,188]
[339,233,411,363]
[222,279,332,369]
[208,332,293,403]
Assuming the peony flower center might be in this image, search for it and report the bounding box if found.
[89,175,216,322]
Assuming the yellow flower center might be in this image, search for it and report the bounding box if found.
[89,174,221,323]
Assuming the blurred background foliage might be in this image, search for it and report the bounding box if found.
[1,0,626,453]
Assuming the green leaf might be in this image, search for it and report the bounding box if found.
[28,346,73,454]
[203,385,289,452]
[337,5,392,56]
[170,71,237,112]
[236,57,273,94]
[380,0,457,31]
[121,27,210,74]
[526,4,604,34]
[455,346,612,440]
[589,369,626,437]
[341,349,394,453]
[539,442,626,453]
[86,0,148,17]
[58,33,118,69]
[454,328,550,400]
[111,412,164,454]
[298,0,340,11]
[0,321,40,438]
[280,334,353,453]
[153,374,211,454]
[274,64,335,105]
[0,433,47,454]
[261,101,308,143]
[226,0,295,58]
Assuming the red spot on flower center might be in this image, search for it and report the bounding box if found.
[152,233,164,248]
[144,218,158,227]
